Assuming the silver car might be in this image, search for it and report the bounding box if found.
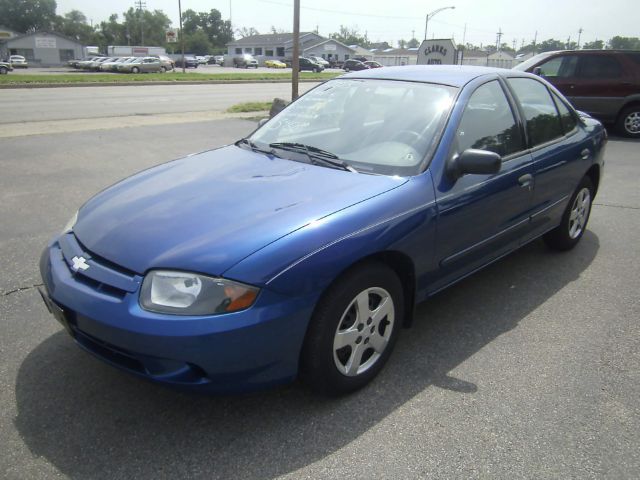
[117,57,163,73]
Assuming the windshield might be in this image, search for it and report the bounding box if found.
[250,79,456,176]
[512,51,557,71]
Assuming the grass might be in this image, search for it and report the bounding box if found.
[226,101,272,113]
[0,71,341,85]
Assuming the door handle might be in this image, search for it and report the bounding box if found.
[581,148,590,160]
[518,173,533,188]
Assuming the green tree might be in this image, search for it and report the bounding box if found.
[607,36,640,49]
[97,13,127,48]
[582,39,604,50]
[54,10,97,44]
[398,39,407,48]
[236,26,259,38]
[0,0,57,33]
[537,38,566,52]
[183,29,211,54]
[122,8,171,46]
[407,38,420,48]
[330,25,370,48]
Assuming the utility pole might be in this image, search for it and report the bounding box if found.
[178,0,185,73]
[567,35,571,49]
[135,0,146,45]
[462,23,467,47]
[512,38,516,51]
[496,28,503,51]
[577,27,583,49]
[533,30,537,54]
[292,0,300,100]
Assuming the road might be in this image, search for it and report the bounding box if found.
[0,85,639,479]
[0,82,317,124]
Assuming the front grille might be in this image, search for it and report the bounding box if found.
[57,232,141,298]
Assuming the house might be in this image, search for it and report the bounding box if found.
[373,48,418,66]
[487,50,515,69]
[226,33,355,65]
[460,49,489,66]
[0,31,84,66]
[348,45,374,60]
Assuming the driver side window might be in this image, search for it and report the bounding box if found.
[455,80,522,157]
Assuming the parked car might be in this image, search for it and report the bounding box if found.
[0,61,12,74]
[329,59,344,69]
[265,59,286,69]
[195,55,208,65]
[72,56,101,69]
[155,55,175,72]
[84,57,115,71]
[39,66,606,395]
[99,57,138,72]
[174,56,199,68]
[214,55,225,65]
[299,57,324,72]
[364,61,383,69]
[513,49,640,138]
[233,54,258,68]
[310,56,330,68]
[117,57,163,73]
[281,58,293,68]
[10,55,28,68]
[343,59,369,72]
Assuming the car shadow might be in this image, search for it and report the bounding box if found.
[14,233,599,479]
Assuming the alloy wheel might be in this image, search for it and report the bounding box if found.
[569,187,591,239]
[624,111,640,135]
[333,287,395,376]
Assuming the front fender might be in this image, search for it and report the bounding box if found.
[223,173,438,296]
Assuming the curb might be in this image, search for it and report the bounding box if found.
[0,78,328,89]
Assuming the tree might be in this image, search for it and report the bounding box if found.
[607,36,640,50]
[54,10,97,44]
[330,25,370,48]
[184,29,211,55]
[582,40,604,50]
[236,27,259,38]
[121,8,171,46]
[537,38,566,52]
[0,0,57,33]
[270,26,285,34]
[398,39,407,49]
[407,38,420,48]
[181,9,232,48]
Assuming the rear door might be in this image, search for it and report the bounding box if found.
[570,53,633,122]
[431,79,534,291]
[505,76,592,241]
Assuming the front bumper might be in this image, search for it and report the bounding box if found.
[39,235,316,393]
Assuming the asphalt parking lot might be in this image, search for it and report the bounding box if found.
[0,86,639,479]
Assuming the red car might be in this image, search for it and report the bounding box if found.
[514,50,640,138]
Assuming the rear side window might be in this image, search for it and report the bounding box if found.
[507,78,563,147]
[455,80,522,157]
[551,92,578,133]
[536,55,578,78]
[578,55,623,79]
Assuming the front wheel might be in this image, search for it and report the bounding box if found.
[300,262,403,395]
[0,66,7,75]
[617,105,640,138]
[131,66,140,74]
[544,176,594,251]
[160,66,166,73]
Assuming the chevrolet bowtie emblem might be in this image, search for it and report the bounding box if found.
[71,256,90,272]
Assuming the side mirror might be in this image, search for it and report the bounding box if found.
[257,118,269,128]
[447,149,501,180]
[532,66,542,76]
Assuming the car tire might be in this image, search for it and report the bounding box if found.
[160,66,166,73]
[131,67,140,74]
[544,176,594,251]
[0,66,7,75]
[616,105,640,138]
[300,262,404,395]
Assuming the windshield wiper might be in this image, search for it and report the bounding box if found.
[269,142,357,173]
[236,138,278,156]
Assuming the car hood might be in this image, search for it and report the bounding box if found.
[73,145,408,277]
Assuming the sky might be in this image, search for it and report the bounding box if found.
[55,0,639,48]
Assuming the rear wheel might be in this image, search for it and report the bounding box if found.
[131,66,140,74]
[160,66,166,73]
[0,66,7,75]
[544,176,594,251]
[617,105,640,138]
[300,262,403,395]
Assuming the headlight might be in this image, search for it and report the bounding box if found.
[61,211,78,234]
[140,270,260,316]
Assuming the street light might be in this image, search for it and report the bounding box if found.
[424,6,455,41]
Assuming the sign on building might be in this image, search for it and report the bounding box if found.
[323,44,336,51]
[416,39,457,65]
[35,37,57,49]
[166,29,177,43]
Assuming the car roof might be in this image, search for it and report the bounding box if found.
[341,65,531,87]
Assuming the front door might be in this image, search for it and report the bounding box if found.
[431,79,534,292]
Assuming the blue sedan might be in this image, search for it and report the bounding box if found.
[39,66,606,395]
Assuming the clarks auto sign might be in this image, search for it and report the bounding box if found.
[416,39,457,65]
